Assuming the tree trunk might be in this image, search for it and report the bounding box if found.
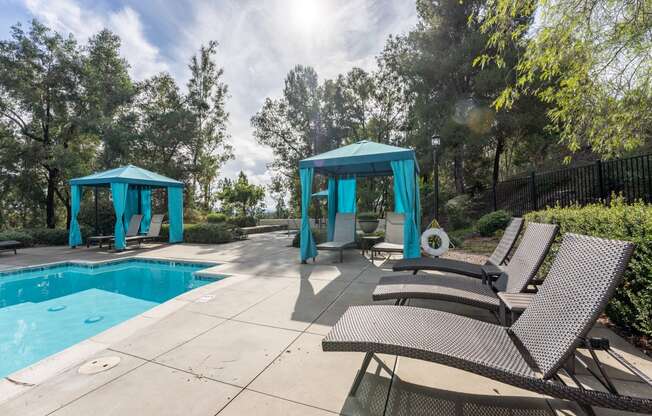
[46,168,57,228]
[492,136,505,189]
[453,147,465,194]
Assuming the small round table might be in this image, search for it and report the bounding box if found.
[361,235,382,257]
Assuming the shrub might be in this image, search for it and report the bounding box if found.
[78,199,115,235]
[206,213,228,223]
[184,208,205,224]
[185,223,234,244]
[475,210,511,237]
[0,230,35,247]
[160,223,234,244]
[292,228,327,248]
[525,198,652,337]
[444,195,473,229]
[24,228,68,245]
[228,215,256,228]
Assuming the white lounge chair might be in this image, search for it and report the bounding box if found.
[87,214,142,248]
[371,212,404,261]
[317,213,356,262]
[126,214,164,247]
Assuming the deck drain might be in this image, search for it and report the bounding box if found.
[78,356,120,375]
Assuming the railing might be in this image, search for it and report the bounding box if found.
[493,153,652,216]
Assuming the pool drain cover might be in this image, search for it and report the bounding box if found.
[78,356,121,375]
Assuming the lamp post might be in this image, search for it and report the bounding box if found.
[431,135,441,220]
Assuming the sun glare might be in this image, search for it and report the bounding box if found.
[290,0,328,34]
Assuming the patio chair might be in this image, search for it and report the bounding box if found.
[391,217,524,281]
[125,214,164,246]
[370,212,404,261]
[372,222,558,321]
[316,213,356,262]
[87,214,143,248]
[323,234,652,415]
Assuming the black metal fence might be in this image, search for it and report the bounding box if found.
[493,153,652,216]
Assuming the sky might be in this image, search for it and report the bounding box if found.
[0,0,418,206]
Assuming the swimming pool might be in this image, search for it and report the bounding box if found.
[0,259,220,378]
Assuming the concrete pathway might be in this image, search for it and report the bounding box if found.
[0,232,650,415]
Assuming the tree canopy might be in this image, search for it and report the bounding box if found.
[0,20,232,229]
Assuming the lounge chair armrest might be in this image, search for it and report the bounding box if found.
[480,264,503,286]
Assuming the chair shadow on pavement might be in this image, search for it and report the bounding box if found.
[343,368,560,416]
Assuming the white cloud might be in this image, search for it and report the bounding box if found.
[18,0,418,207]
[169,0,418,206]
[23,0,168,80]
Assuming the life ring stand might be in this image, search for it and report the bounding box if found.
[420,228,450,257]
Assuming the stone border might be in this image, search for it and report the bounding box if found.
[0,256,231,404]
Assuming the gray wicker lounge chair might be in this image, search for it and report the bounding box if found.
[87,214,143,248]
[317,213,356,262]
[391,217,524,280]
[0,240,21,254]
[125,214,164,246]
[372,222,558,320]
[371,212,404,261]
[323,234,652,415]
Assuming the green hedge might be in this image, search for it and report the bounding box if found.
[160,223,235,244]
[475,210,511,237]
[525,199,652,337]
[227,216,256,228]
[0,230,35,246]
[0,228,78,246]
[206,213,228,223]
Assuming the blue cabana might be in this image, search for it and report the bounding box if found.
[68,165,184,250]
[299,140,421,262]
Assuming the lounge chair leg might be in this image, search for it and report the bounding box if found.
[350,352,374,396]
[394,298,402,306]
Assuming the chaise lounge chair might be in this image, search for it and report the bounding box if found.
[371,212,404,261]
[317,213,356,262]
[372,222,558,321]
[323,234,652,415]
[391,217,524,280]
[125,214,164,247]
[87,214,143,248]
[0,240,21,255]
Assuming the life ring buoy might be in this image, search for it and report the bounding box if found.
[421,228,450,257]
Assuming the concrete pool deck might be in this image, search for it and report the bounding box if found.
[0,232,650,415]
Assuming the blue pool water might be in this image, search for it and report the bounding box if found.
[0,259,218,377]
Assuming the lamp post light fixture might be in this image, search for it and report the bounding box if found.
[431,135,441,220]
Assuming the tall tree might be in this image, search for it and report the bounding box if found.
[217,171,265,217]
[82,29,135,168]
[0,20,87,228]
[479,0,652,157]
[186,41,233,209]
[132,74,194,182]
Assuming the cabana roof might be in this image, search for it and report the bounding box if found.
[70,165,184,188]
[299,140,419,177]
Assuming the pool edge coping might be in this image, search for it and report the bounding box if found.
[0,256,232,405]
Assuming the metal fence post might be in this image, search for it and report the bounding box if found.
[596,160,606,203]
[530,171,537,211]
